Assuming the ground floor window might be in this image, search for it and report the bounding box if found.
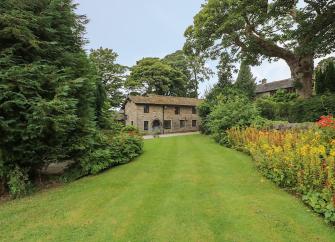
[192,120,197,127]
[144,121,149,130]
[180,120,186,128]
[131,121,134,125]
[163,120,172,129]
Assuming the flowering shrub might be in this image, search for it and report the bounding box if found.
[317,115,335,129]
[227,126,335,223]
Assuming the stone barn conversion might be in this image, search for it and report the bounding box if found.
[256,78,295,97]
[122,95,202,134]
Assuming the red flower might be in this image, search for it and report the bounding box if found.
[316,115,335,129]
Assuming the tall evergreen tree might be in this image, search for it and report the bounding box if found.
[235,61,256,98]
[0,0,98,188]
[315,58,335,95]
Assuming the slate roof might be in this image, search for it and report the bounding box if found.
[126,95,202,106]
[256,78,294,94]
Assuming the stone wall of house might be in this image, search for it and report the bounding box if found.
[125,102,201,134]
[124,100,138,126]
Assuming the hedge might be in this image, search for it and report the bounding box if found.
[256,95,335,123]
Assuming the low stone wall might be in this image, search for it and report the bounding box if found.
[267,122,315,131]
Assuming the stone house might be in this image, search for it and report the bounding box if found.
[256,78,295,97]
[122,95,202,134]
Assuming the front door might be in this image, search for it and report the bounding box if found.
[152,119,161,134]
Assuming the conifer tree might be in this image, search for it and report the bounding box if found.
[315,58,335,95]
[0,0,98,190]
[235,61,256,99]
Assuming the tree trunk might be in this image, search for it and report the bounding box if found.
[0,179,5,196]
[287,55,314,99]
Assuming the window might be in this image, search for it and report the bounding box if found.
[144,105,149,113]
[192,106,197,114]
[144,121,149,131]
[175,107,180,115]
[131,121,134,125]
[163,120,172,129]
[192,120,197,127]
[180,120,186,128]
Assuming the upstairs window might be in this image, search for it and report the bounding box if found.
[144,105,149,113]
[192,106,197,114]
[192,120,197,127]
[175,107,180,115]
[164,120,172,129]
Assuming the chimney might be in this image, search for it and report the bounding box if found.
[261,78,267,84]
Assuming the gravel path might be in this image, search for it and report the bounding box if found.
[143,131,200,140]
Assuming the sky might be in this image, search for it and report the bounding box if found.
[75,0,296,96]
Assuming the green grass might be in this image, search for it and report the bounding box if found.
[1,134,335,242]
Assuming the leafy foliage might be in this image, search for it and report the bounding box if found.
[234,61,256,98]
[315,57,335,95]
[126,57,188,96]
[80,130,143,176]
[186,0,335,98]
[0,0,143,197]
[228,126,335,223]
[255,91,335,123]
[163,50,212,97]
[255,89,298,120]
[7,166,31,198]
[288,95,335,123]
[199,86,261,145]
[89,48,128,108]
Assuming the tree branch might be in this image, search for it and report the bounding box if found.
[241,16,297,61]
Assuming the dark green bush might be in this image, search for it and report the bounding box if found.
[288,95,335,122]
[0,1,144,198]
[208,94,260,146]
[255,98,290,121]
[7,166,32,198]
[256,94,335,123]
[80,131,143,176]
[255,90,298,121]
[121,125,140,134]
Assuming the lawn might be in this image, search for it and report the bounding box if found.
[0,134,335,242]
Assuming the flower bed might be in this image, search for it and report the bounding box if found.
[227,121,335,223]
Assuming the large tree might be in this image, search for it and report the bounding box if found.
[163,50,213,98]
[235,61,256,98]
[186,0,335,98]
[89,48,127,108]
[0,0,98,190]
[126,57,188,96]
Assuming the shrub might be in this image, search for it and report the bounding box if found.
[227,126,335,223]
[315,58,335,95]
[7,166,31,198]
[256,94,335,123]
[208,94,260,145]
[255,98,290,121]
[255,90,298,121]
[80,131,143,175]
[121,125,140,135]
[288,95,335,122]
